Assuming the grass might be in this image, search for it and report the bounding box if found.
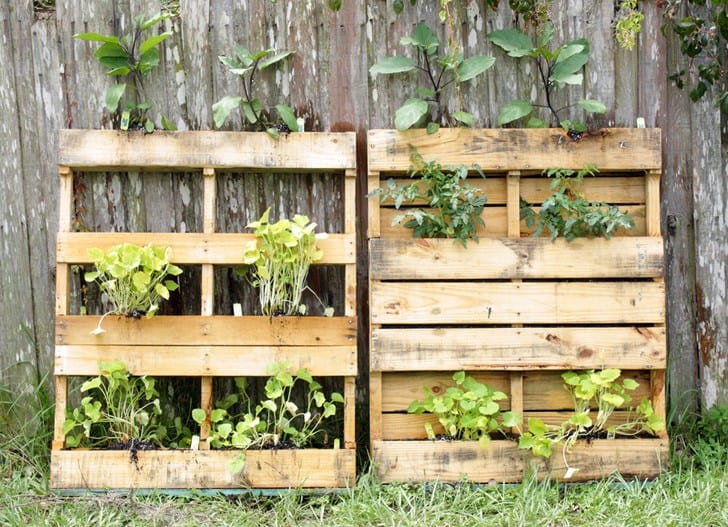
[2,381,727,527]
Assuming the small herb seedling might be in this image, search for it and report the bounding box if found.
[242,209,331,317]
[520,165,635,241]
[518,368,665,473]
[408,371,521,449]
[370,22,495,132]
[84,243,182,333]
[62,361,164,449]
[487,22,606,138]
[369,149,487,246]
[192,362,344,474]
[74,12,176,132]
[213,46,299,137]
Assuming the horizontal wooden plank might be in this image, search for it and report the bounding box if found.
[371,281,665,325]
[380,371,651,412]
[367,128,662,173]
[376,175,646,206]
[56,315,357,346]
[50,448,356,489]
[378,205,647,239]
[369,237,664,280]
[381,409,654,440]
[57,232,355,265]
[371,327,666,371]
[372,438,667,483]
[59,130,357,171]
[55,345,357,376]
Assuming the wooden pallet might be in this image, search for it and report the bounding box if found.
[368,128,667,483]
[51,130,357,490]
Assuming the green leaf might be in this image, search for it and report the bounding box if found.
[212,96,242,128]
[275,104,299,131]
[550,51,589,85]
[105,83,127,112]
[403,23,439,55]
[328,0,342,11]
[487,28,534,57]
[452,111,474,127]
[369,56,415,77]
[393,0,404,13]
[395,98,429,130]
[578,99,607,114]
[501,411,522,428]
[140,31,172,56]
[426,122,440,134]
[497,100,532,126]
[458,55,495,81]
[138,48,161,74]
[259,50,294,70]
[140,12,168,30]
[161,116,177,131]
[73,32,119,44]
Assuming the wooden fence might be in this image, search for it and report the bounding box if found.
[0,0,725,428]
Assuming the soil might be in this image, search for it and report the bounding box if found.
[108,439,158,469]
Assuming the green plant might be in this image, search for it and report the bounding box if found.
[369,149,487,246]
[615,0,645,51]
[73,12,175,132]
[62,361,164,449]
[408,371,521,448]
[662,1,728,113]
[697,404,728,445]
[192,362,344,473]
[213,46,299,136]
[518,369,665,473]
[487,22,606,137]
[84,243,182,333]
[369,22,494,132]
[242,208,330,317]
[520,165,635,241]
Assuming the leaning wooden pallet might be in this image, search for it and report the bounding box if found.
[51,130,357,491]
[368,128,667,483]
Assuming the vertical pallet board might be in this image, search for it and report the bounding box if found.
[51,130,357,491]
[368,128,668,483]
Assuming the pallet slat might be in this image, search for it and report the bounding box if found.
[367,128,661,172]
[370,237,663,280]
[371,281,665,325]
[59,130,357,171]
[371,327,666,370]
[50,449,356,490]
[57,232,355,265]
[56,315,356,346]
[372,439,667,483]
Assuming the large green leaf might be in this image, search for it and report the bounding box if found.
[105,83,127,112]
[95,42,129,70]
[259,50,295,70]
[401,23,439,55]
[395,98,429,130]
[550,49,589,85]
[138,48,161,75]
[369,56,415,77]
[140,31,172,56]
[497,99,532,126]
[212,95,242,128]
[578,99,607,114]
[487,28,534,57]
[275,104,299,132]
[73,32,119,44]
[452,111,474,127]
[458,55,495,82]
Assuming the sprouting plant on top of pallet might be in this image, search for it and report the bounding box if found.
[84,243,182,334]
[73,12,176,132]
[369,22,495,133]
[369,148,487,246]
[518,368,665,476]
[519,165,635,241]
[408,371,522,449]
[192,362,344,474]
[213,46,300,137]
[242,208,332,317]
[487,21,606,139]
[62,361,165,450]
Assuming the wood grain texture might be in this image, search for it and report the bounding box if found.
[373,439,667,483]
[369,237,664,280]
[50,449,356,489]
